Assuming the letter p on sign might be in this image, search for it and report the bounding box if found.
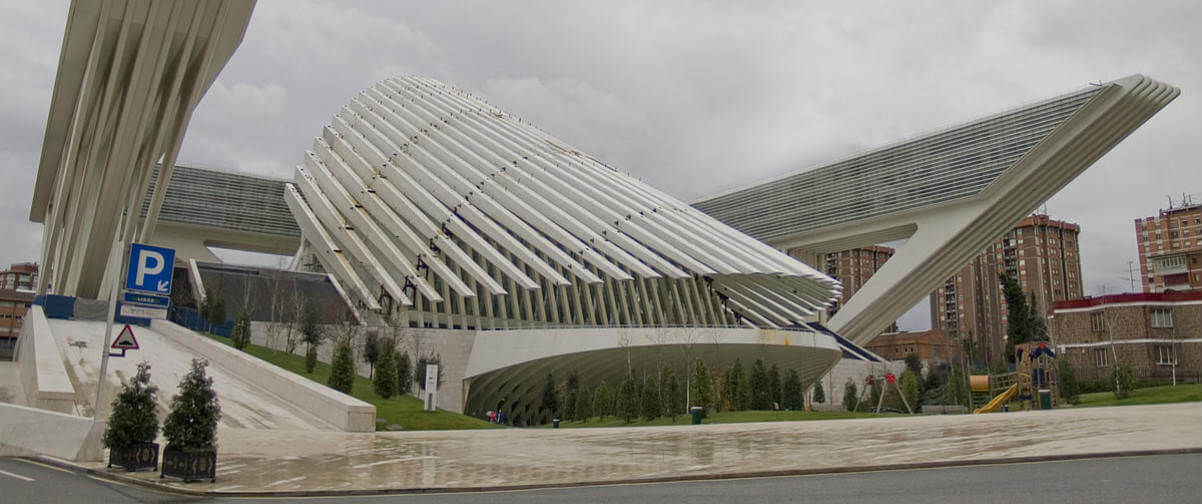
[125,243,176,294]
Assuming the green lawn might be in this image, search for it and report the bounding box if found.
[204,335,501,431]
[549,409,895,428]
[1073,383,1202,408]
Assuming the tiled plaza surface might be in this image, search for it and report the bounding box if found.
[80,402,1201,494]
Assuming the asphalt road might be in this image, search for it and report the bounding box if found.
[1,453,1198,503]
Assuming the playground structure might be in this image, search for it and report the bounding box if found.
[971,342,1059,413]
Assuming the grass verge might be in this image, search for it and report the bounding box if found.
[1073,383,1201,408]
[550,409,896,428]
[204,334,501,431]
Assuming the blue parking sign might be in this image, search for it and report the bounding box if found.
[125,243,175,294]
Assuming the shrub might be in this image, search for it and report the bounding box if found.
[640,375,661,421]
[574,386,592,422]
[396,352,412,395]
[540,372,559,419]
[843,379,858,412]
[689,359,714,411]
[781,369,803,410]
[769,364,782,408]
[660,366,681,419]
[562,390,578,421]
[373,338,397,398]
[593,381,613,420]
[231,309,251,350]
[1058,359,1080,405]
[616,375,639,423]
[812,378,825,404]
[725,358,750,411]
[900,370,919,412]
[1111,362,1135,399]
[103,362,159,450]
[162,359,220,452]
[749,359,771,410]
[328,337,355,394]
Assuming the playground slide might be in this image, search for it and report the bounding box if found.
[973,383,1019,414]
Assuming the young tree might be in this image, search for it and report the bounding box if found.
[1058,359,1080,405]
[999,273,1033,361]
[363,332,381,380]
[660,366,682,419]
[843,379,858,412]
[562,389,579,422]
[231,308,251,350]
[616,374,639,423]
[574,386,592,422]
[1029,295,1049,342]
[396,351,412,395]
[640,375,661,421]
[205,292,227,333]
[689,359,714,411]
[373,338,398,398]
[900,369,919,413]
[1111,362,1135,399]
[748,359,771,410]
[868,377,883,411]
[781,369,803,410]
[541,372,559,419]
[769,364,782,409]
[593,381,613,420]
[328,337,355,394]
[812,379,826,405]
[726,358,750,411]
[162,359,221,452]
[103,362,159,450]
[300,307,322,374]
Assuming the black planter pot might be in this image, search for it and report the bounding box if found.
[160,448,217,483]
[107,442,159,471]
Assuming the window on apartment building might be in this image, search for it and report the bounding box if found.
[1090,312,1106,332]
[1150,308,1173,328]
[1155,345,1177,365]
[1095,348,1108,367]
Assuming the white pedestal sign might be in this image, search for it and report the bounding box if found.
[424,364,439,411]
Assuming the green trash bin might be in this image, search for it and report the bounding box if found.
[1038,389,1052,410]
[690,406,703,425]
[553,418,560,428]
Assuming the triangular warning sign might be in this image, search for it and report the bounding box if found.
[111,325,140,350]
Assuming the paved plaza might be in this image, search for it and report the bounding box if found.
[69,402,1201,495]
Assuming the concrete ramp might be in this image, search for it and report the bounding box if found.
[46,319,338,431]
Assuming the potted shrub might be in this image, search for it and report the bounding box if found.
[103,362,160,471]
[161,359,221,482]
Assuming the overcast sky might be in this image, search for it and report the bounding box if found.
[2,1,1199,330]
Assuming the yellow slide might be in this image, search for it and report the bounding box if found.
[973,383,1019,414]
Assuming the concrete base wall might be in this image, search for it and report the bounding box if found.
[16,306,77,414]
[0,402,104,461]
[811,358,906,411]
[154,320,376,432]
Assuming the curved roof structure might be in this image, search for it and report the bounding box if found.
[285,77,840,329]
[693,74,1179,345]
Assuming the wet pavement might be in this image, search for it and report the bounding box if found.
[77,402,1200,494]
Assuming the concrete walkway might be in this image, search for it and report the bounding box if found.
[71,402,1200,494]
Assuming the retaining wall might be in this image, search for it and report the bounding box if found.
[0,402,103,461]
[15,306,77,414]
[152,320,376,431]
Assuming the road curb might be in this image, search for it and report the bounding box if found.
[29,447,1202,498]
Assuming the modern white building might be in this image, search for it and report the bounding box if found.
[282,77,854,421]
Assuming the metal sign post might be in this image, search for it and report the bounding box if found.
[94,240,129,420]
[94,242,175,420]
